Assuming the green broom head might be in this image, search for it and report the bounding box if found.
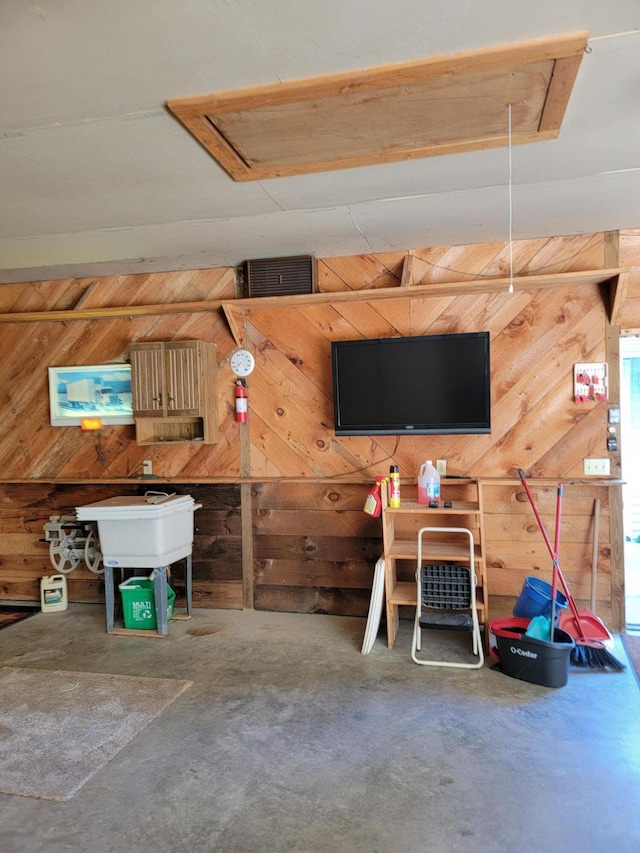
[571,641,626,671]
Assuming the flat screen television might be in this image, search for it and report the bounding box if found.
[331,332,491,436]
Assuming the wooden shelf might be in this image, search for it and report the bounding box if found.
[388,539,483,562]
[388,581,417,606]
[385,498,480,514]
[134,416,207,445]
[380,479,488,649]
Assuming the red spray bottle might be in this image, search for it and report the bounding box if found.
[363,476,385,517]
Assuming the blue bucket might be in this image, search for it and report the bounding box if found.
[513,576,568,619]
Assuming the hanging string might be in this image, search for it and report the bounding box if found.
[508,103,514,294]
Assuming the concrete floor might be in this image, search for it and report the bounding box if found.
[1,604,640,853]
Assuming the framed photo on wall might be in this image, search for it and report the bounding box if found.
[48,364,134,427]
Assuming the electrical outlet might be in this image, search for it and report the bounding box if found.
[436,459,447,477]
[142,460,153,476]
[584,458,610,476]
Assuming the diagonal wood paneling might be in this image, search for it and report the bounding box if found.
[0,233,634,625]
[245,280,608,481]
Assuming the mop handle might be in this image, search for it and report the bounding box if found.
[554,484,563,559]
[517,470,588,640]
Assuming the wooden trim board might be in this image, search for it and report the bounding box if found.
[167,32,588,181]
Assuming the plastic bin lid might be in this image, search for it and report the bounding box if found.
[76,493,199,520]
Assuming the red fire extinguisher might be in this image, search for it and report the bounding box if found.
[235,379,248,423]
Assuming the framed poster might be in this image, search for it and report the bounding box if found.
[48,364,134,427]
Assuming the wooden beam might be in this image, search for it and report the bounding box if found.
[609,485,625,632]
[73,281,100,310]
[240,391,254,610]
[400,253,415,287]
[222,303,246,347]
[604,230,620,268]
[222,268,621,309]
[0,269,621,324]
[0,300,225,324]
[610,270,629,326]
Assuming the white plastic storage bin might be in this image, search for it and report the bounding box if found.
[76,493,201,568]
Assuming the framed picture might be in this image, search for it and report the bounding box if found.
[48,364,134,427]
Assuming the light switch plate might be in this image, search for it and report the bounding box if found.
[584,458,610,476]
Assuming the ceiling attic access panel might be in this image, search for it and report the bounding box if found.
[166,31,587,181]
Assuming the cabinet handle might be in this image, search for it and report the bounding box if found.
[152,392,163,406]
[167,394,174,408]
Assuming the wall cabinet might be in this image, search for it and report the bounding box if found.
[130,340,218,444]
[380,478,488,648]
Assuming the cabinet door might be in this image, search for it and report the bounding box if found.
[130,343,166,416]
[164,341,202,416]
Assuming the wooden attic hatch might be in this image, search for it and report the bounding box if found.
[167,31,588,181]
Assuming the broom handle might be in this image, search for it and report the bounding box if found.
[591,499,600,612]
[517,470,588,641]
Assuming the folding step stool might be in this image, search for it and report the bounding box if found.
[411,526,484,669]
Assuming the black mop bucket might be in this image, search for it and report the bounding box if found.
[490,617,575,688]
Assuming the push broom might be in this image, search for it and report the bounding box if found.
[517,470,625,671]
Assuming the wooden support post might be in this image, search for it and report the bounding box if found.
[604,231,625,631]
[239,382,254,610]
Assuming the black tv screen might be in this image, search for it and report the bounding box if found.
[331,332,491,436]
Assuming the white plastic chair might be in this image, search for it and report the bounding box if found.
[411,526,484,669]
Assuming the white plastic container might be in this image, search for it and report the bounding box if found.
[41,574,68,612]
[75,493,201,568]
[418,460,441,505]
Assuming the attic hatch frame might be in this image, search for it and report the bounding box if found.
[167,31,588,182]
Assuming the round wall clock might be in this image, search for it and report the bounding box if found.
[229,348,255,377]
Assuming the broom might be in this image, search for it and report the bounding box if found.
[517,470,625,671]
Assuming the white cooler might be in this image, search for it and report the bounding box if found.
[76,493,201,568]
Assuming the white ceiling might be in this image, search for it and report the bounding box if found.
[1,1,639,285]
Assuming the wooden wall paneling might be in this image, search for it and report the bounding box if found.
[0,483,137,602]
[407,234,605,285]
[181,484,243,610]
[307,299,404,342]
[244,324,342,479]
[252,481,379,616]
[237,276,611,482]
[0,306,240,481]
[0,232,637,620]
[0,278,87,313]
[318,254,404,293]
[0,269,235,314]
[482,481,615,626]
[0,483,243,609]
[246,305,336,394]
[618,229,640,331]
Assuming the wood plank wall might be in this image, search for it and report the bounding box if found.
[0,483,243,609]
[0,232,638,630]
[483,480,614,626]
